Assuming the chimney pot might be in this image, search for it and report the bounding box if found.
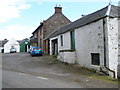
[54,6,62,13]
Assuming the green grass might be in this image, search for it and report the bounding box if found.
[88,75,118,84]
[46,55,119,84]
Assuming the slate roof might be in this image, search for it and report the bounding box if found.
[0,39,8,47]
[30,37,38,43]
[32,7,71,35]
[45,5,120,40]
[17,38,30,44]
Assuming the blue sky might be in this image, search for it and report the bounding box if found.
[0,0,119,40]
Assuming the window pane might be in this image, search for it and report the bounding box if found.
[61,35,63,46]
[91,53,100,65]
[70,31,75,50]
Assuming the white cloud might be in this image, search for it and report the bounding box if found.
[0,0,33,40]
[0,24,34,40]
[0,0,31,23]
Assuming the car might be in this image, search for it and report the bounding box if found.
[30,47,42,56]
[10,46,17,53]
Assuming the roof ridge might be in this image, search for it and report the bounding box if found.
[45,5,120,40]
[70,5,109,24]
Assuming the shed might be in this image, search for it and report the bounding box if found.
[4,38,20,53]
[18,38,30,52]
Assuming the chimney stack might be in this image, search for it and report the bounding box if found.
[54,5,62,13]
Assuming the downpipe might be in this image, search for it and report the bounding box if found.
[102,18,115,78]
[100,66,115,78]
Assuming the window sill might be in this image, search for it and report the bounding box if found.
[59,49,75,52]
[91,65,100,69]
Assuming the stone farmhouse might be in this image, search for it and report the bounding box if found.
[46,5,120,78]
[30,6,71,54]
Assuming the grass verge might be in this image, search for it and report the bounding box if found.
[46,55,119,84]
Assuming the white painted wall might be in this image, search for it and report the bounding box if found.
[58,32,71,51]
[4,38,20,53]
[50,32,76,63]
[50,32,71,55]
[50,19,105,70]
[58,51,76,64]
[118,19,120,65]
[0,47,3,53]
[106,17,119,78]
[0,41,3,53]
[75,19,104,70]
[49,17,119,78]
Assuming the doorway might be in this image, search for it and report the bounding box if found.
[25,45,27,52]
[52,39,58,55]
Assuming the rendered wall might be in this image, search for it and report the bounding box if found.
[106,17,119,78]
[75,19,104,70]
[58,51,76,64]
[58,32,71,51]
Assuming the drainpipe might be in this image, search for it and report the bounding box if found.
[102,18,115,78]
[103,18,106,67]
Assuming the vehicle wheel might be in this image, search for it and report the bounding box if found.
[31,55,34,57]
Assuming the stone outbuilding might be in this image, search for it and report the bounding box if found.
[47,5,120,78]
